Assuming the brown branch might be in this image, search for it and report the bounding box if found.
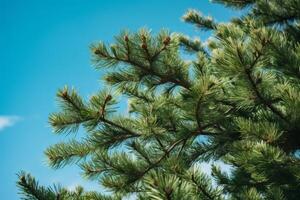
[144,138,185,171]
[155,137,168,154]
[236,43,288,122]
[195,95,204,129]
[96,46,191,90]
[244,68,287,122]
[101,118,139,137]
[60,91,82,112]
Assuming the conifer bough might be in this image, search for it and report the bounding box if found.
[18,0,300,199]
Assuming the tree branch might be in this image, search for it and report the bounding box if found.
[236,44,288,122]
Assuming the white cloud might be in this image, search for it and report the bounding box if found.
[0,116,21,131]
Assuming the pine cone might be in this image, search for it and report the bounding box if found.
[94,49,101,55]
[124,35,129,42]
[141,43,147,49]
[61,90,68,98]
[106,94,112,102]
[20,175,26,183]
[163,36,171,45]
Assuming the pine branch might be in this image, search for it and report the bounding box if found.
[211,0,255,9]
[236,45,288,122]
[183,10,217,31]
[17,172,56,200]
[19,1,300,199]
[93,32,191,90]
[101,118,140,137]
[191,175,215,200]
[45,140,92,169]
[178,34,206,53]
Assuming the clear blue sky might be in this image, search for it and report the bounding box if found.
[0,0,236,199]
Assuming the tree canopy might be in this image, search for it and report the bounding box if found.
[18,0,300,199]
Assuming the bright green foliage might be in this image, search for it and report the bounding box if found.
[17,171,120,200]
[18,0,300,199]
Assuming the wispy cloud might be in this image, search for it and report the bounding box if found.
[0,116,21,131]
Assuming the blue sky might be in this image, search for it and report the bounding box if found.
[0,0,236,199]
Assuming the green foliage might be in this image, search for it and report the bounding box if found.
[182,9,217,31]
[18,0,300,199]
[17,172,119,200]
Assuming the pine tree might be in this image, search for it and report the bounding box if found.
[18,0,300,199]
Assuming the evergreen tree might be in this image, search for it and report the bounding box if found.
[18,0,300,199]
